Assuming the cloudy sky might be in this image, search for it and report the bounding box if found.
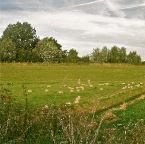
[0,0,145,60]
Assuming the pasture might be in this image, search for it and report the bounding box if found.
[1,63,145,111]
[1,63,145,143]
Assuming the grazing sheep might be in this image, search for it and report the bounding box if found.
[68,87,74,90]
[121,83,126,85]
[45,89,49,92]
[58,91,63,94]
[98,84,104,86]
[89,84,93,87]
[47,85,51,88]
[81,84,88,87]
[27,89,32,93]
[74,96,81,104]
[66,102,71,105]
[88,80,91,85]
[70,89,74,93]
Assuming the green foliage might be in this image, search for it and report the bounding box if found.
[2,22,38,51]
[101,46,108,63]
[127,51,141,64]
[34,37,62,62]
[1,22,39,62]
[91,47,108,63]
[66,49,79,63]
[91,48,101,63]
[0,39,16,62]
[16,49,29,62]
[91,46,141,64]
[142,61,145,65]
[0,21,142,64]
[109,46,121,63]
[80,55,90,63]
[120,47,127,63]
[61,50,68,62]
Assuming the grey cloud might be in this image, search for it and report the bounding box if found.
[0,1,22,11]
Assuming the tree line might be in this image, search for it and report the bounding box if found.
[0,22,143,64]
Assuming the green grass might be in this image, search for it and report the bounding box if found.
[1,63,145,143]
[1,63,145,110]
[113,99,145,123]
[1,91,145,144]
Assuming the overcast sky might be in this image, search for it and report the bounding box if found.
[0,0,145,60]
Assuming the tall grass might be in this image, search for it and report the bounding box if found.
[1,88,145,144]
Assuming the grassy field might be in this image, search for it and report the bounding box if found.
[1,63,145,110]
[1,63,145,143]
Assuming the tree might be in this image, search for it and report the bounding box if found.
[0,39,16,62]
[81,55,90,63]
[127,51,141,64]
[34,37,62,62]
[101,46,108,63]
[120,47,127,63]
[66,49,79,63]
[91,48,101,63]
[16,48,34,62]
[2,22,39,52]
[61,50,68,63]
[142,61,145,65]
[109,46,120,63]
[91,47,108,63]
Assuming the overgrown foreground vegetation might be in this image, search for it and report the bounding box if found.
[1,90,145,144]
[1,63,145,143]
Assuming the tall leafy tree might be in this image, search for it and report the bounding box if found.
[0,39,16,62]
[2,22,39,51]
[81,55,90,63]
[120,47,127,63]
[109,46,120,63]
[127,51,141,64]
[61,50,68,63]
[66,49,79,63]
[91,48,101,63]
[34,37,62,62]
[101,46,108,63]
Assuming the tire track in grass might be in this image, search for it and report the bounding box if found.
[100,93,145,123]
[95,88,145,115]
